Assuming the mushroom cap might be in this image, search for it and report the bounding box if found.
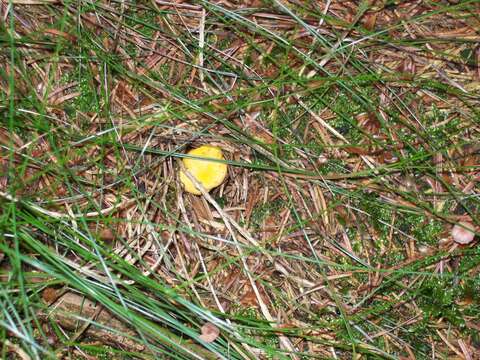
[179,145,228,195]
[452,222,476,245]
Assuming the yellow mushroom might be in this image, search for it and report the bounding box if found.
[179,145,228,195]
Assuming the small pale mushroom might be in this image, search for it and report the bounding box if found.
[199,322,220,343]
[179,145,228,195]
[452,222,476,245]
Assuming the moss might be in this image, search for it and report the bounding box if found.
[250,198,286,229]
[77,343,135,360]
[417,277,465,327]
[58,60,100,114]
[411,217,444,246]
[320,158,348,175]
[231,307,284,359]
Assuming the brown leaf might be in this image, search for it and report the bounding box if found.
[356,112,381,134]
[476,46,480,80]
[344,146,371,155]
[378,151,399,164]
[199,322,220,343]
[240,288,258,307]
[362,12,377,31]
[42,288,59,304]
[44,28,77,43]
[99,228,115,242]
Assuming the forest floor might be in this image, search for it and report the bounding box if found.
[0,0,479,359]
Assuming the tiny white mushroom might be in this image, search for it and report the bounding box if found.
[452,222,476,245]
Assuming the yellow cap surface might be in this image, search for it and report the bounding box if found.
[179,145,228,195]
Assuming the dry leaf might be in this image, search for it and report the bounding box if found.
[344,146,371,155]
[362,12,378,31]
[42,288,59,304]
[99,228,115,242]
[44,28,77,42]
[240,288,258,307]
